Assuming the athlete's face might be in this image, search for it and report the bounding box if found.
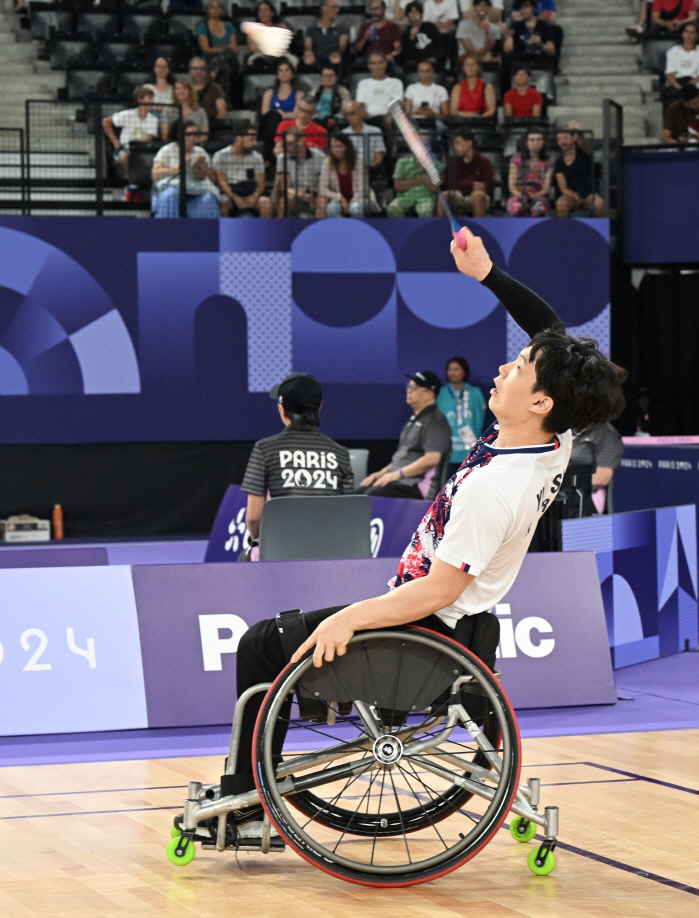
[490,347,551,427]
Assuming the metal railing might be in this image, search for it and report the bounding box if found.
[0,128,27,216]
[602,99,624,250]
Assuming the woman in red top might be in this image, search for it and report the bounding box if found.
[450,55,497,118]
[503,65,543,117]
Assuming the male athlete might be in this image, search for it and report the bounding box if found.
[223,225,627,835]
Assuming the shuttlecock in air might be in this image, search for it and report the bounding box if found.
[241,22,293,57]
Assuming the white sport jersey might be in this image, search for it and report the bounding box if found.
[390,422,573,626]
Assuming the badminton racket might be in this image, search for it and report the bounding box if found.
[388,98,468,250]
[240,22,294,57]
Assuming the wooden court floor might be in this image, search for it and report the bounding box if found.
[0,728,697,918]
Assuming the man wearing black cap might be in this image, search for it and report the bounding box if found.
[358,369,451,500]
[241,373,354,545]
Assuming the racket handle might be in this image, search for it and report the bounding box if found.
[453,228,468,251]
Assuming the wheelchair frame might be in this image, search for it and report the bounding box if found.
[171,630,560,882]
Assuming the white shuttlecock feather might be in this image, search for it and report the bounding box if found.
[241,22,293,57]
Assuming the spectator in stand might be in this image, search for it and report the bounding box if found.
[317,133,371,217]
[650,0,697,36]
[240,373,354,554]
[504,0,555,58]
[261,58,302,120]
[195,0,239,104]
[357,370,451,500]
[554,126,603,217]
[342,100,386,169]
[449,55,497,118]
[188,57,227,122]
[387,131,440,216]
[459,0,504,23]
[145,57,174,113]
[404,60,450,121]
[213,127,273,218]
[456,0,501,62]
[506,129,553,217]
[503,64,543,116]
[274,127,325,216]
[355,0,403,67]
[401,2,445,71]
[422,0,459,35]
[437,356,486,477]
[245,1,297,71]
[151,120,222,218]
[102,87,158,202]
[303,0,349,69]
[310,65,351,124]
[275,95,329,150]
[664,22,699,103]
[662,82,699,139]
[355,52,405,129]
[440,127,494,216]
[159,79,209,141]
[510,0,556,22]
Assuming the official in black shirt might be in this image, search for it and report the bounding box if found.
[241,373,354,544]
[357,369,451,500]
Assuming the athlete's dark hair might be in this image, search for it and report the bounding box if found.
[285,408,320,429]
[528,329,627,434]
[445,356,470,383]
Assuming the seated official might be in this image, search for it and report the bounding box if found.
[357,369,451,500]
[240,373,354,552]
[570,422,624,514]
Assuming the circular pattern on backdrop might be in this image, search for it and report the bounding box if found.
[291,220,396,328]
[396,220,506,329]
[507,220,609,327]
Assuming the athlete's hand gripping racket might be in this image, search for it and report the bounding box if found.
[388,99,468,250]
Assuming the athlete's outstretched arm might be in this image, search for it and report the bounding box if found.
[450,228,561,338]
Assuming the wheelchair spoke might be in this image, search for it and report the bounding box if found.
[370,769,387,865]
[330,769,382,854]
[299,767,372,831]
[396,762,449,850]
[387,640,406,735]
[402,757,478,827]
[387,768,413,864]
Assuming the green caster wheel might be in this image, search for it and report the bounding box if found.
[528,846,556,876]
[510,816,537,843]
[171,823,181,839]
[166,836,196,866]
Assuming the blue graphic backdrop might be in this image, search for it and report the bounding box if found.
[0,216,609,443]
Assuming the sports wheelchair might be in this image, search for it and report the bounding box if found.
[168,627,559,886]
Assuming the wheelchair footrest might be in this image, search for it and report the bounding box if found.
[201,836,286,852]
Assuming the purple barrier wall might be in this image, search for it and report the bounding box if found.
[132,551,615,729]
[204,485,430,562]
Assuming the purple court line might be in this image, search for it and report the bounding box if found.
[582,761,699,796]
[0,785,187,799]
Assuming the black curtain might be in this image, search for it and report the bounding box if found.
[609,255,641,436]
[0,439,398,539]
[635,271,699,435]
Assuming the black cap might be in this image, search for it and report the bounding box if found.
[269,373,323,414]
[406,370,442,395]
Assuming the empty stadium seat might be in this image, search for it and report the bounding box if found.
[284,13,317,37]
[168,13,204,38]
[641,38,675,73]
[243,73,276,107]
[143,40,193,72]
[115,72,154,99]
[49,39,94,72]
[76,12,120,43]
[67,68,114,101]
[96,41,143,71]
[29,4,73,41]
[122,13,165,44]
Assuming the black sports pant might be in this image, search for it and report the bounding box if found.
[233,605,500,789]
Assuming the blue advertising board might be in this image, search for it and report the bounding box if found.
[0,217,609,443]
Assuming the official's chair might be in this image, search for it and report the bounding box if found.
[258,494,371,561]
[348,448,368,486]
